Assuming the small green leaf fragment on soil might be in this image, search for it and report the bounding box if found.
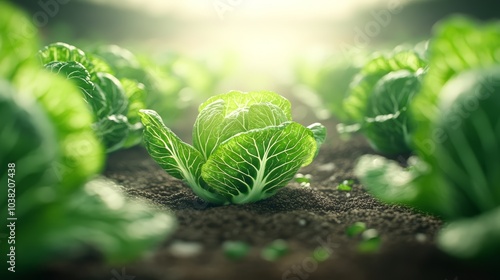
[223,241,251,260]
[362,228,379,240]
[168,241,203,258]
[300,182,311,188]
[357,229,381,253]
[337,184,352,191]
[337,179,354,191]
[346,222,366,237]
[415,233,427,243]
[261,239,289,261]
[313,247,331,262]
[298,219,307,226]
[295,173,312,183]
[318,162,335,172]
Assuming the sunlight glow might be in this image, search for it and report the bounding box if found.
[87,0,398,20]
[85,0,417,88]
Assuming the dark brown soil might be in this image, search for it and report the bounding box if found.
[40,120,497,280]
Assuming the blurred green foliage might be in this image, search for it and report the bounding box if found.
[0,2,176,275]
[355,16,500,261]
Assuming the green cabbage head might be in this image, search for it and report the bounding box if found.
[140,91,326,204]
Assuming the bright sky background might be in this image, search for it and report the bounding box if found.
[85,0,419,90]
[87,0,404,20]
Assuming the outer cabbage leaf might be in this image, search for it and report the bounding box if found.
[38,42,113,80]
[91,73,130,151]
[307,123,327,157]
[361,70,423,155]
[94,72,128,117]
[68,179,176,263]
[16,177,176,270]
[43,61,106,113]
[44,61,95,99]
[92,115,130,153]
[192,100,226,159]
[344,49,426,122]
[355,155,457,217]
[39,43,94,76]
[140,109,226,204]
[201,122,317,204]
[438,207,500,260]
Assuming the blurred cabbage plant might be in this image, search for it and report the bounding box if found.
[1,2,175,274]
[355,17,500,260]
[341,48,427,155]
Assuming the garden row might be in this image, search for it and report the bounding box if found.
[1,0,499,276]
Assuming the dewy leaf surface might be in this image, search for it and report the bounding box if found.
[201,122,317,204]
[140,109,226,204]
